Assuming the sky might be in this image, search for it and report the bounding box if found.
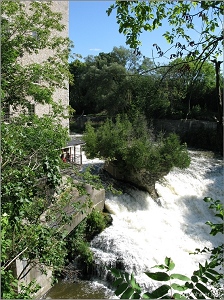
[69,1,173,64]
[69,1,223,66]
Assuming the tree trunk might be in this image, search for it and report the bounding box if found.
[211,59,223,152]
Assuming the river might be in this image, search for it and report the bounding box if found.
[43,149,223,299]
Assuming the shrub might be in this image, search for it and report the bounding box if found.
[83,114,190,175]
[86,209,108,236]
[65,210,111,269]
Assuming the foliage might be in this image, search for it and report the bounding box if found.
[69,46,156,116]
[67,219,94,266]
[79,166,104,191]
[105,1,223,131]
[110,197,224,299]
[1,214,41,299]
[110,268,142,299]
[1,112,107,297]
[65,210,110,268]
[1,114,71,298]
[1,0,73,110]
[0,1,76,297]
[107,1,223,62]
[192,197,224,272]
[203,197,223,236]
[69,47,220,124]
[83,114,190,175]
[149,59,217,119]
[86,209,108,236]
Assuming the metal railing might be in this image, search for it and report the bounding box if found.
[64,154,82,165]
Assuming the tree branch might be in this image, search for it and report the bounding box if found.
[3,247,28,270]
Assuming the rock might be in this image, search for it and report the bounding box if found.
[104,161,167,198]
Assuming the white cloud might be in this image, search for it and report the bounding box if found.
[89,48,102,51]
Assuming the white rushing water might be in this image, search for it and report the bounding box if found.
[90,150,223,294]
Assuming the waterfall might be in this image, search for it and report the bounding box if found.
[90,150,223,292]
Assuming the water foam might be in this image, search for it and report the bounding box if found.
[90,150,223,290]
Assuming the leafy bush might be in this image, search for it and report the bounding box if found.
[86,209,108,236]
[1,114,70,298]
[65,210,111,268]
[83,114,190,175]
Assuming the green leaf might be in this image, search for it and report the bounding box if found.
[110,268,121,278]
[200,276,208,283]
[173,293,187,299]
[209,260,219,268]
[131,292,141,299]
[192,288,204,299]
[199,263,205,273]
[207,268,220,276]
[171,283,189,291]
[149,284,170,298]
[115,282,129,296]
[191,275,198,282]
[121,287,135,299]
[215,213,223,219]
[165,257,175,270]
[195,282,214,297]
[185,282,193,289]
[204,272,218,282]
[145,271,170,281]
[130,273,141,291]
[170,273,190,281]
[125,272,130,282]
[152,263,167,270]
[113,277,124,287]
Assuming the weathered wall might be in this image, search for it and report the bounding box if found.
[153,119,217,135]
[58,183,105,235]
[153,119,220,151]
[104,162,165,198]
[12,260,53,299]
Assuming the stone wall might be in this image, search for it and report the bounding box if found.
[104,162,165,198]
[153,119,220,151]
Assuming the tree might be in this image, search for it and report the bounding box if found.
[69,58,87,114]
[69,47,157,116]
[149,58,217,119]
[107,1,223,63]
[107,1,223,147]
[1,113,70,298]
[1,1,74,298]
[1,0,72,110]
[83,114,190,195]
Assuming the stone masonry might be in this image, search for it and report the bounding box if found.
[8,1,69,128]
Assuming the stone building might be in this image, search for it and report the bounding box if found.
[3,1,69,128]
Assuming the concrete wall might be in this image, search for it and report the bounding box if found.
[153,119,220,151]
[57,183,105,235]
[153,119,217,135]
[12,260,53,299]
[14,183,105,299]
